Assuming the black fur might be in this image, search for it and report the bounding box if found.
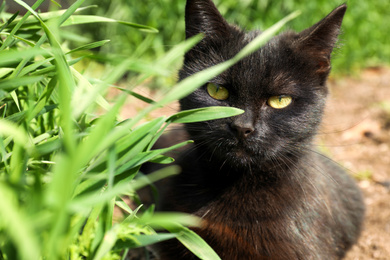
[149,1,365,259]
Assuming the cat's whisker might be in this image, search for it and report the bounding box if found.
[219,158,229,172]
[208,138,224,162]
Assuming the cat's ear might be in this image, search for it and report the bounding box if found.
[296,4,347,74]
[185,0,229,39]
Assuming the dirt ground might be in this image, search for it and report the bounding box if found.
[123,67,390,259]
[322,68,390,259]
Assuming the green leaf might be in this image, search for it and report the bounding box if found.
[3,6,94,28]
[15,0,79,154]
[157,34,203,67]
[32,130,57,144]
[73,96,125,173]
[115,199,132,215]
[34,137,61,156]
[148,155,174,164]
[115,87,156,105]
[49,0,62,8]
[12,34,36,46]
[78,203,104,254]
[88,117,165,178]
[89,117,166,172]
[114,234,177,249]
[115,142,190,176]
[0,49,47,67]
[18,57,54,77]
[4,110,27,123]
[0,137,9,170]
[27,76,57,122]
[29,57,83,76]
[69,182,131,213]
[0,76,43,91]
[93,225,119,260]
[71,67,111,118]
[130,165,181,191]
[61,15,158,33]
[0,0,46,51]
[10,91,21,112]
[0,119,32,148]
[164,224,221,260]
[0,11,19,33]
[0,183,41,260]
[66,39,110,54]
[168,106,244,124]
[0,68,14,78]
[138,213,200,230]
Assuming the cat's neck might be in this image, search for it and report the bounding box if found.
[167,143,315,218]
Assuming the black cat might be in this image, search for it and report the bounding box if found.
[148,1,365,259]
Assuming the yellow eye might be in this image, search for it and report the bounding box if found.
[206,83,229,100]
[267,95,292,109]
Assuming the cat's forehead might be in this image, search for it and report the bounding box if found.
[242,31,297,62]
[218,32,301,87]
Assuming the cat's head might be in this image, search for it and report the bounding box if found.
[179,0,346,170]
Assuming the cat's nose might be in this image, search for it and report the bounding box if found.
[238,125,255,138]
[229,110,255,139]
[230,121,255,139]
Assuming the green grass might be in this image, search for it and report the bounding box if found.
[78,0,389,78]
[0,1,298,259]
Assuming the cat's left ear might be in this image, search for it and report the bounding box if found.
[296,4,347,75]
[185,0,230,39]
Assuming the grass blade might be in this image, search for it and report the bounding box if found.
[162,223,221,260]
[0,0,45,51]
[167,106,244,124]
[61,15,158,33]
[66,39,110,54]
[0,183,41,260]
[0,49,47,67]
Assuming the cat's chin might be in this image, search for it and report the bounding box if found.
[218,145,264,170]
[229,152,255,168]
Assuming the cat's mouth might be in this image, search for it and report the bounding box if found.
[232,145,259,159]
[195,133,265,167]
[222,140,262,164]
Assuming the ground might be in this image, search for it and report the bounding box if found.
[323,68,390,260]
[122,67,390,259]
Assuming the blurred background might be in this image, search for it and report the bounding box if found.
[4,0,390,78]
[81,0,390,75]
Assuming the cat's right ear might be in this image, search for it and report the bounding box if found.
[185,0,229,39]
[296,4,347,75]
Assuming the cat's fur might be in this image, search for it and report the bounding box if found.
[147,1,365,259]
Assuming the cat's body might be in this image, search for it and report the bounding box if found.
[146,1,365,259]
[153,146,363,259]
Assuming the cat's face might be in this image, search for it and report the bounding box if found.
[179,0,346,170]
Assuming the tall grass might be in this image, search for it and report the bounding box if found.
[0,1,298,259]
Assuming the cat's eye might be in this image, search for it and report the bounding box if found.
[267,95,292,109]
[206,83,229,100]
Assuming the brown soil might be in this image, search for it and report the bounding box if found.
[322,68,390,259]
[122,67,390,259]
